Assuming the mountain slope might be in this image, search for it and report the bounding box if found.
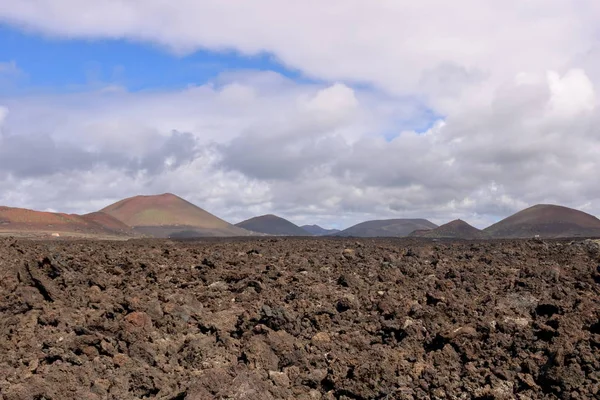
[484,204,600,238]
[336,218,438,237]
[301,225,341,236]
[100,193,250,238]
[236,214,310,236]
[81,212,137,236]
[0,206,131,237]
[410,219,487,239]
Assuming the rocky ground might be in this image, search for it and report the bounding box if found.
[1,237,600,399]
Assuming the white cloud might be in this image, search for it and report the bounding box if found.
[1,0,598,98]
[547,69,596,117]
[304,83,359,124]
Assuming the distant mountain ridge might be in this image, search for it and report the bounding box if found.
[1,196,600,239]
[410,219,487,239]
[301,225,341,236]
[235,214,310,236]
[336,218,438,237]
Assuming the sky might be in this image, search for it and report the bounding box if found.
[1,1,600,229]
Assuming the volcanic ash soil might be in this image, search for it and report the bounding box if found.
[1,237,600,399]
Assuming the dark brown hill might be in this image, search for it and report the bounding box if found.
[236,214,310,236]
[100,193,250,238]
[410,219,487,239]
[336,218,438,237]
[484,204,600,238]
[301,225,341,236]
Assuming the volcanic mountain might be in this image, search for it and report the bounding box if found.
[81,212,136,235]
[410,219,488,239]
[484,204,600,238]
[0,206,133,238]
[336,218,438,237]
[236,214,310,236]
[99,193,250,238]
[301,224,341,236]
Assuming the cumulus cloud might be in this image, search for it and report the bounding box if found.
[1,68,597,228]
[217,83,361,180]
[547,69,596,117]
[0,97,201,178]
[0,129,200,177]
[304,84,359,124]
[220,69,600,227]
[0,74,419,221]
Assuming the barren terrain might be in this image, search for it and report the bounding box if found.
[1,237,600,399]
[0,207,133,239]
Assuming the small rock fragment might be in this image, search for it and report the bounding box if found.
[268,370,290,388]
[311,332,331,346]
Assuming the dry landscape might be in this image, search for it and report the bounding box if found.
[5,2,600,400]
[3,194,600,241]
[2,194,600,399]
[1,236,600,399]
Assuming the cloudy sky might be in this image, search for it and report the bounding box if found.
[1,0,600,229]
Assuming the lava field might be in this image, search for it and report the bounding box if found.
[1,237,600,399]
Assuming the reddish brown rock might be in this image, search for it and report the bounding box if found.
[123,311,152,331]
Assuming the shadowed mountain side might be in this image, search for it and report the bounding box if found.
[236,214,311,236]
[301,225,341,236]
[100,193,250,238]
[81,212,137,236]
[336,218,438,237]
[484,204,600,238]
[410,219,488,239]
[135,226,258,238]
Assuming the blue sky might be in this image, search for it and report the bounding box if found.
[0,24,301,93]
